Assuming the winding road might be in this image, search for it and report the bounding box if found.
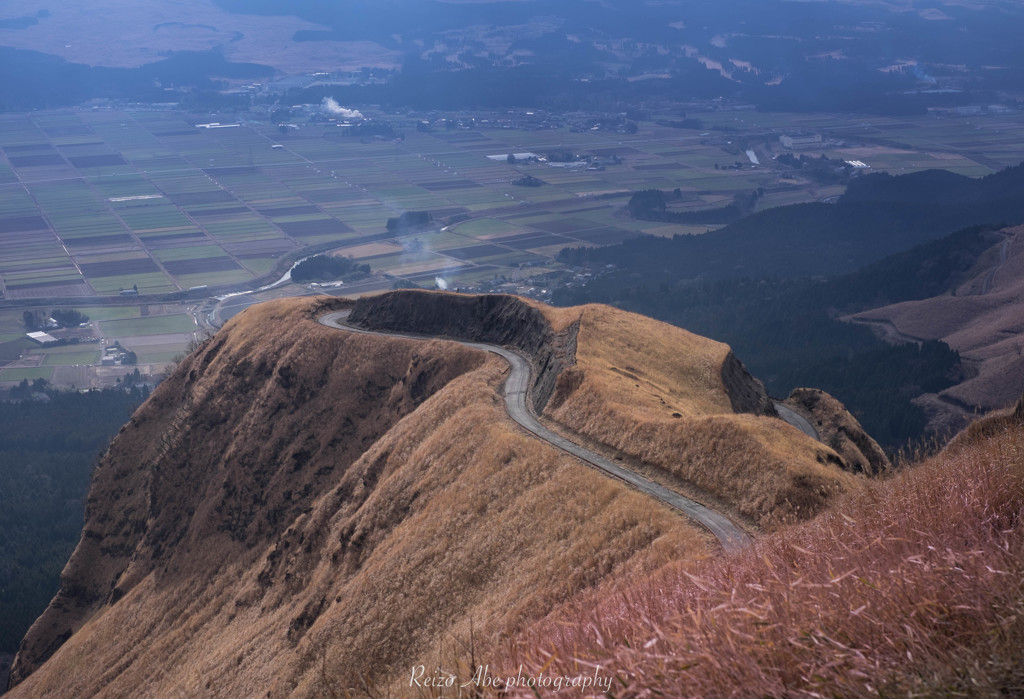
[319,310,751,552]
[980,237,1012,295]
[774,402,819,441]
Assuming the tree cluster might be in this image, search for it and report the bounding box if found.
[385,211,432,233]
[512,174,545,187]
[776,153,853,185]
[22,309,90,331]
[627,188,761,226]
[50,309,89,327]
[291,255,371,283]
[655,118,704,130]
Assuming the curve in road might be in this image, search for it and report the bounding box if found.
[319,310,751,552]
[773,402,820,441]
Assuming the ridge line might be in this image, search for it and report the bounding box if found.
[317,309,751,552]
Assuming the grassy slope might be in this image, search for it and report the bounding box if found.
[854,224,1024,411]
[539,303,860,528]
[503,398,1024,696]
[8,296,710,697]
[9,293,869,696]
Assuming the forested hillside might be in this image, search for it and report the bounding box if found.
[560,165,1024,280]
[0,385,146,652]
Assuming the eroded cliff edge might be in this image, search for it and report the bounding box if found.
[348,290,776,419]
[348,290,579,413]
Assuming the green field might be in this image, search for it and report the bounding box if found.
[65,306,140,321]
[0,337,32,361]
[99,315,197,336]
[88,273,177,295]
[0,367,55,382]
[2,106,1024,302]
[40,349,102,366]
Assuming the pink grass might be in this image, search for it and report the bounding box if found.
[501,417,1024,696]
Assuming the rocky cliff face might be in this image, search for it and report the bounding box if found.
[348,290,580,413]
[784,388,890,475]
[721,351,777,417]
[350,291,775,419]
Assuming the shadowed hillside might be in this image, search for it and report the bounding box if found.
[853,224,1024,423]
[8,293,871,696]
[559,164,1024,281]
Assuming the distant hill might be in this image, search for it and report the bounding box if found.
[559,163,1024,280]
[842,165,1024,207]
[852,224,1024,424]
[3,0,1024,112]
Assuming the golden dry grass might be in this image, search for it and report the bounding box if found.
[10,293,875,697]
[8,296,710,698]
[557,303,734,418]
[500,400,1024,697]
[542,303,859,527]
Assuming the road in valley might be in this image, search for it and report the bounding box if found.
[319,310,751,552]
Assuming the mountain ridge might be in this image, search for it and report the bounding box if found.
[8,292,878,695]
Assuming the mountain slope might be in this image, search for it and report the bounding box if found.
[853,224,1024,423]
[503,394,1024,696]
[349,291,870,527]
[559,163,1024,281]
[8,293,867,696]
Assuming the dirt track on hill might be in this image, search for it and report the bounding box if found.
[319,309,751,552]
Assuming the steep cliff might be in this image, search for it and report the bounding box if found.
[348,290,580,413]
[784,388,890,475]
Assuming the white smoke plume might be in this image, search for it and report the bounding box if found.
[321,97,363,119]
[435,277,449,290]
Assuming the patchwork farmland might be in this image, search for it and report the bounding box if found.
[4,107,1024,302]
[3,105,1024,387]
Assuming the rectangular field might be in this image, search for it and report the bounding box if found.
[98,315,198,336]
[2,106,1024,302]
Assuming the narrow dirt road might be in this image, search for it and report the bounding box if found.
[319,310,751,552]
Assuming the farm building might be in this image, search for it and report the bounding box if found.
[780,134,823,149]
[26,331,58,345]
